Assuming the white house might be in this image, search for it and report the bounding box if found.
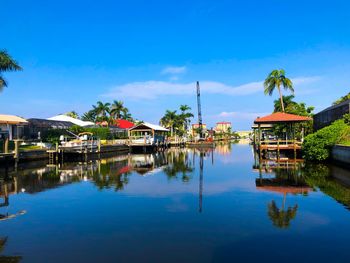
[0,114,28,140]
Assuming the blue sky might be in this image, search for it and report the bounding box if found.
[1,0,350,130]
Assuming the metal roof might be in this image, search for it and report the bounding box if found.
[129,122,169,132]
[0,114,27,124]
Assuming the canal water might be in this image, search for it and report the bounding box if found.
[1,143,350,263]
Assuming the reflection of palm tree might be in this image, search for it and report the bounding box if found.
[0,237,22,262]
[163,151,193,182]
[268,198,298,229]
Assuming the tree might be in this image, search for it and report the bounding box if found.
[0,50,22,92]
[179,105,194,132]
[333,92,350,105]
[121,108,132,121]
[81,110,97,122]
[65,111,79,119]
[160,110,178,137]
[264,69,294,112]
[110,100,125,119]
[92,101,110,121]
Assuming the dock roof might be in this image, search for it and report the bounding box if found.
[0,114,27,124]
[129,122,169,132]
[254,112,311,124]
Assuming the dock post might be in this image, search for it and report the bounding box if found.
[4,138,9,154]
[14,140,20,160]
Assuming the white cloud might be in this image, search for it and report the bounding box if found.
[102,76,321,100]
[161,66,187,75]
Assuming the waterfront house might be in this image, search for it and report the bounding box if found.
[128,122,169,146]
[313,99,350,130]
[47,114,95,127]
[24,118,74,140]
[0,114,28,140]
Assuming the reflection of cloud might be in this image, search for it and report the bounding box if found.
[102,76,320,100]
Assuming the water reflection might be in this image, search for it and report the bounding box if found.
[255,158,350,228]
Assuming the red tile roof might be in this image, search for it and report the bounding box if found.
[254,112,312,124]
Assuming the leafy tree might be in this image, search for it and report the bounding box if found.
[333,92,350,105]
[160,110,178,137]
[81,110,97,122]
[110,100,125,119]
[92,101,110,121]
[264,69,294,112]
[0,50,22,92]
[64,111,79,119]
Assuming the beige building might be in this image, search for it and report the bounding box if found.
[214,122,231,134]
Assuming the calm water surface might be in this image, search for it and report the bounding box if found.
[1,143,350,263]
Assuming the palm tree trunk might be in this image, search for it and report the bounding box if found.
[278,85,285,112]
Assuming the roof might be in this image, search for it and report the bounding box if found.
[129,122,169,132]
[27,118,73,128]
[47,115,95,127]
[254,112,312,124]
[116,119,134,129]
[315,99,350,115]
[0,114,27,124]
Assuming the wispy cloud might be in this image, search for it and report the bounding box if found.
[161,66,187,75]
[102,76,321,100]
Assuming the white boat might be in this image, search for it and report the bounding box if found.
[59,132,98,152]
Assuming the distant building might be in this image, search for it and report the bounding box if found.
[314,99,350,130]
[191,123,207,137]
[214,122,231,134]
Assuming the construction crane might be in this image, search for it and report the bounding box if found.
[196,81,203,139]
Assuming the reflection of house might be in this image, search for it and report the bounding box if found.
[0,114,27,140]
[314,99,350,130]
[214,122,231,134]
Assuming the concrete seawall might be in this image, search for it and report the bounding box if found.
[332,145,350,166]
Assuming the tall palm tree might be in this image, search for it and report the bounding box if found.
[179,105,194,132]
[121,108,132,121]
[264,69,294,112]
[0,50,22,92]
[160,110,178,137]
[93,101,110,120]
[273,95,296,113]
[110,100,125,119]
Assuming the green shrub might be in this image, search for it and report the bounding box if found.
[69,125,112,140]
[302,119,348,161]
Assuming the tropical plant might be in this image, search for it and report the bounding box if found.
[110,100,125,119]
[268,200,298,229]
[302,119,349,161]
[333,92,350,105]
[64,111,79,119]
[0,50,22,92]
[81,110,97,122]
[92,101,110,121]
[179,104,194,132]
[264,69,294,112]
[160,110,178,137]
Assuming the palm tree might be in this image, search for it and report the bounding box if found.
[110,100,125,119]
[93,101,110,120]
[268,200,298,229]
[65,111,79,119]
[121,108,132,121]
[81,110,97,122]
[179,105,194,131]
[273,95,296,113]
[0,50,22,92]
[160,110,178,137]
[264,69,294,112]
